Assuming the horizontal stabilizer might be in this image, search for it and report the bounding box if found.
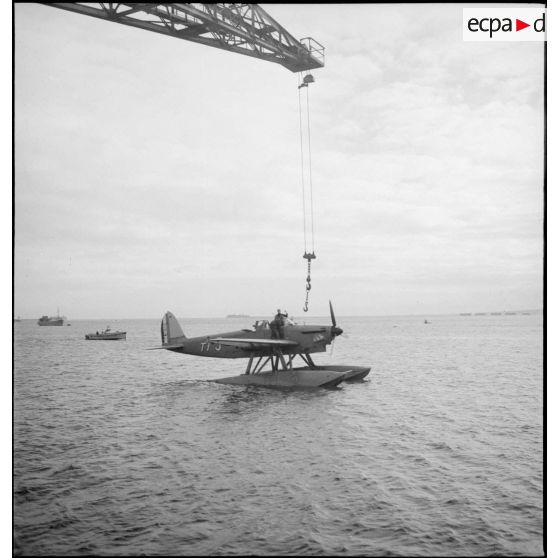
[147,343,184,350]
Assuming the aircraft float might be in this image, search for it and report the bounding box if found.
[153,302,370,388]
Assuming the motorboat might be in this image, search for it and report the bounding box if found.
[85,326,126,340]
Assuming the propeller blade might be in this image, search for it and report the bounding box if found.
[329,300,336,327]
[329,300,343,337]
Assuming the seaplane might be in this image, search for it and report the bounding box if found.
[153,302,370,388]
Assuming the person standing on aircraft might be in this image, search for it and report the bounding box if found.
[271,309,286,339]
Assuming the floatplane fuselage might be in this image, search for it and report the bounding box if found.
[152,302,370,388]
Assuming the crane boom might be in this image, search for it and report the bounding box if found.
[46,3,324,72]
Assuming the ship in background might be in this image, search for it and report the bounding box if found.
[37,309,66,326]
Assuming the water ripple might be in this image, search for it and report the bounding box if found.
[13,315,544,555]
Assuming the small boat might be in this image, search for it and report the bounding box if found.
[85,326,126,340]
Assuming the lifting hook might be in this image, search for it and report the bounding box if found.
[303,251,316,312]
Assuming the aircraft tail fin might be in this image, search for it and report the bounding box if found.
[161,311,187,346]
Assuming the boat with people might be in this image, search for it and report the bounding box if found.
[85,326,126,340]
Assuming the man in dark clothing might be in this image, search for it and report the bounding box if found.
[271,309,286,339]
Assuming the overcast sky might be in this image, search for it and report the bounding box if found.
[13,3,544,319]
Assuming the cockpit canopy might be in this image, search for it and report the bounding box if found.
[253,317,296,331]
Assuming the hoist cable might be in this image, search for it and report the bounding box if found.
[298,79,308,253]
[305,85,315,253]
[298,72,317,312]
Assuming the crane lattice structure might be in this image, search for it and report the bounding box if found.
[48,3,324,72]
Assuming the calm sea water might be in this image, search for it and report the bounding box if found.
[13,313,544,556]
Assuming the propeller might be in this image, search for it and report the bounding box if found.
[329,300,343,337]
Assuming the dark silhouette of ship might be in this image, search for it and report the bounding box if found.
[37,309,66,326]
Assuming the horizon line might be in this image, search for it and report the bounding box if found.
[14,309,544,321]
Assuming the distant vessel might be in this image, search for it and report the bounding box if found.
[85,326,126,340]
[38,311,65,326]
[14,315,22,322]
[226,314,251,318]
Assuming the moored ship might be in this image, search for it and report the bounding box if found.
[37,313,65,326]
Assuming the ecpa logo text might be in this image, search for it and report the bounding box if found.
[463,8,546,42]
[467,13,545,38]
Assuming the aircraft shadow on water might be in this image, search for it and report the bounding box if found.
[151,301,370,388]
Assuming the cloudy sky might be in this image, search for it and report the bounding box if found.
[13,3,545,319]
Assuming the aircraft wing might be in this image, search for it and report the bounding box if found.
[209,337,299,349]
